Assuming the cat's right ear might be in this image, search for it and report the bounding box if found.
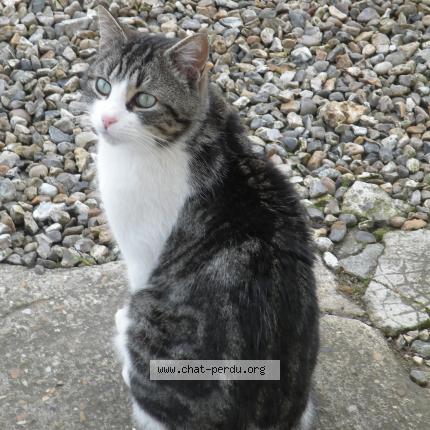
[97,5,128,50]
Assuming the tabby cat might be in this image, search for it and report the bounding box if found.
[85,6,319,430]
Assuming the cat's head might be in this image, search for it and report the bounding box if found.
[86,6,209,145]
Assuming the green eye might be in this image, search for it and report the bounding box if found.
[96,78,111,96]
[135,93,156,108]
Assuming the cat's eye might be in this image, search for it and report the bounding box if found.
[96,78,111,96]
[135,93,156,109]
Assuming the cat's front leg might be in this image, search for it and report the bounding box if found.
[114,306,132,387]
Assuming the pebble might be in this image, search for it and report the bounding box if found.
[300,99,317,115]
[390,217,406,228]
[281,137,299,153]
[329,221,347,243]
[220,17,242,28]
[291,47,312,63]
[357,8,380,23]
[287,112,303,129]
[260,28,274,46]
[309,180,328,198]
[39,183,58,197]
[307,151,326,171]
[90,244,109,263]
[339,214,357,227]
[355,231,376,244]
[410,369,429,387]
[0,179,16,202]
[0,234,11,250]
[323,252,339,270]
[49,126,72,144]
[29,165,48,178]
[328,6,347,21]
[402,219,427,231]
[419,330,429,342]
[256,128,282,142]
[61,248,81,268]
[406,159,420,173]
[411,340,430,358]
[315,237,334,253]
[24,212,39,235]
[233,97,250,109]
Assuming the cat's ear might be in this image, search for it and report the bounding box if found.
[97,5,128,49]
[165,33,209,81]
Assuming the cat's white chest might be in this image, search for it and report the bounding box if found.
[97,137,191,291]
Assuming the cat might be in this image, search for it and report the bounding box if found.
[85,6,319,430]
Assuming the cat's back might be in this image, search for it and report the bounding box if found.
[203,131,312,260]
[144,127,318,340]
[149,106,316,305]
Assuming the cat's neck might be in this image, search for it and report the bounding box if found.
[186,87,237,197]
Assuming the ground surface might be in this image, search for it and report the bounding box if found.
[1,262,429,430]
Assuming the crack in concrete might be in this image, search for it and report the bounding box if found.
[1,298,53,320]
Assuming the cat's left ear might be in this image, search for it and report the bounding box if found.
[165,33,209,82]
[97,5,129,50]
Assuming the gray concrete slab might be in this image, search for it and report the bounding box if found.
[1,263,429,429]
[0,263,132,430]
[364,230,430,336]
[316,315,430,430]
[314,258,364,318]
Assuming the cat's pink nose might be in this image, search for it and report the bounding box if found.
[102,115,118,129]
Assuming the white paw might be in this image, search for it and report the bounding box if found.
[122,364,131,387]
[115,306,130,334]
[115,329,132,388]
[114,305,133,388]
[132,401,167,430]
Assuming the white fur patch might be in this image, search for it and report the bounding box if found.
[298,396,316,430]
[132,401,167,430]
[91,81,191,292]
[114,306,133,387]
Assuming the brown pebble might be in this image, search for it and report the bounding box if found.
[88,208,102,218]
[307,150,326,171]
[31,195,51,205]
[407,124,426,134]
[401,219,427,231]
[0,165,9,176]
[53,194,68,203]
[389,216,406,228]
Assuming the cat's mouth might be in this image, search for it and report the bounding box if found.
[96,127,120,144]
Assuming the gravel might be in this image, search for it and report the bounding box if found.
[339,243,384,279]
[412,340,430,359]
[0,0,430,271]
[410,369,429,387]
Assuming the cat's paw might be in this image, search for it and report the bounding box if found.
[132,401,167,430]
[114,305,132,388]
[122,365,131,388]
[115,306,130,334]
